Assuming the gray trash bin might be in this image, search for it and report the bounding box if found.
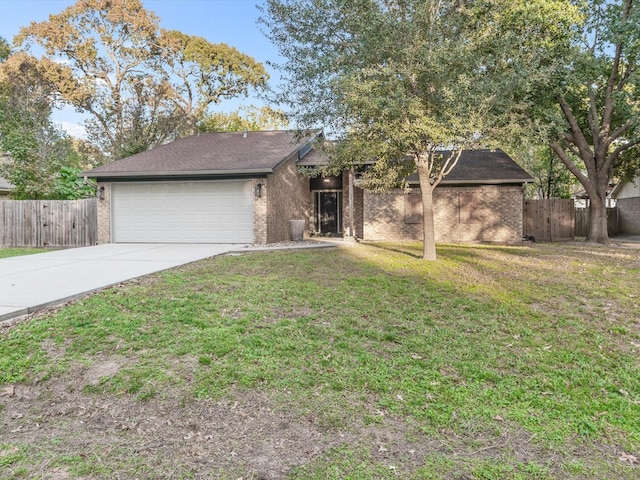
[289,219,305,242]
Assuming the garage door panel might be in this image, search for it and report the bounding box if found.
[112,181,253,243]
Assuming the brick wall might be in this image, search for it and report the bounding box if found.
[96,182,111,244]
[617,197,640,234]
[252,178,268,244]
[361,184,525,244]
[265,154,310,243]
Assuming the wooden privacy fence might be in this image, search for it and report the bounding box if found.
[524,198,575,242]
[575,207,618,237]
[0,199,97,247]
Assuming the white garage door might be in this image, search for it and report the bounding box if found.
[112,181,253,243]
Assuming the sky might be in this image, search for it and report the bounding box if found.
[0,0,280,137]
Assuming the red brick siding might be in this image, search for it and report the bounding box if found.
[265,154,310,243]
[361,185,524,243]
[617,197,640,235]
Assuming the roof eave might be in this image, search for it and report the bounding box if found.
[84,168,274,179]
[409,178,533,185]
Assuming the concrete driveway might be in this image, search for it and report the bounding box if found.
[0,243,243,323]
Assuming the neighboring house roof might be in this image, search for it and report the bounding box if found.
[0,153,14,193]
[610,174,640,199]
[84,130,319,180]
[0,175,13,193]
[298,148,532,185]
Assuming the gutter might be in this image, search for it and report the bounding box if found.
[83,168,274,179]
[408,178,534,186]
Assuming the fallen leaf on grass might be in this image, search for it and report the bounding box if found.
[619,452,638,464]
[493,415,504,422]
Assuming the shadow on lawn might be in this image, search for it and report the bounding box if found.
[363,241,519,261]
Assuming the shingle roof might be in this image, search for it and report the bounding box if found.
[84,130,316,178]
[406,150,532,185]
[298,148,532,184]
[0,176,13,192]
[295,148,329,167]
[0,154,14,191]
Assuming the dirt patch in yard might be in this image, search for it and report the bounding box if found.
[1,360,635,479]
[1,361,445,479]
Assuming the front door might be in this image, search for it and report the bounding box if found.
[315,191,342,234]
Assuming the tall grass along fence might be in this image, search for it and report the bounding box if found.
[0,199,97,248]
[523,198,575,242]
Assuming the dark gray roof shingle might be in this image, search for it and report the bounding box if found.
[299,148,532,184]
[406,150,532,184]
[85,130,315,178]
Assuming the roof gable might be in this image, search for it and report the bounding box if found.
[85,130,317,179]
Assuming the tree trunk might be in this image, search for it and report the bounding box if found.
[587,193,609,244]
[418,167,437,261]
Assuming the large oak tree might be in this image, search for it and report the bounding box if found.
[547,0,640,244]
[14,0,268,162]
[261,0,579,259]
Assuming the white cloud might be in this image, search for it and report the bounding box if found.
[58,121,87,139]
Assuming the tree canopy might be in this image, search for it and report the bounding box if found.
[261,0,580,259]
[197,105,288,133]
[15,0,269,162]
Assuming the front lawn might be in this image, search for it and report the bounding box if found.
[1,242,639,479]
[0,247,47,259]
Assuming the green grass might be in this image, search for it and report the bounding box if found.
[1,242,639,478]
[0,247,47,259]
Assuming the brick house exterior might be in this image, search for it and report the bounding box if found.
[264,152,310,244]
[360,185,525,243]
[302,149,532,244]
[86,131,319,245]
[86,133,531,245]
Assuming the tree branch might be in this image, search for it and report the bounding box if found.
[607,139,640,170]
[552,142,592,194]
[558,95,594,162]
[602,0,633,131]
